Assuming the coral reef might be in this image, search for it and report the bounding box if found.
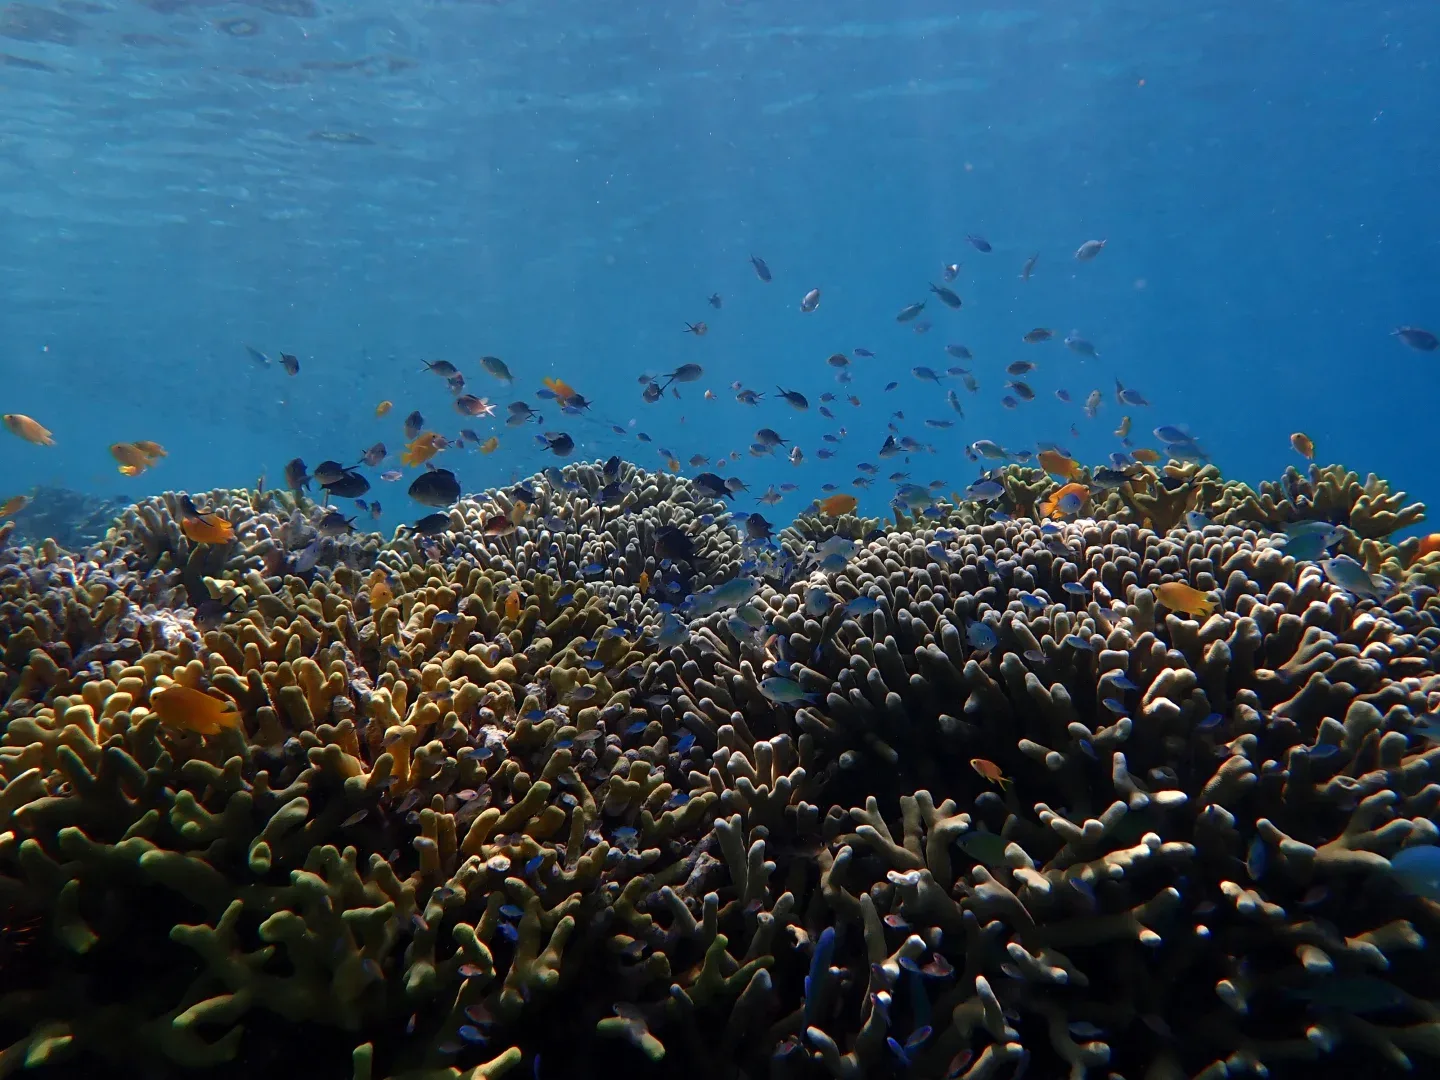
[0,458,1437,1080]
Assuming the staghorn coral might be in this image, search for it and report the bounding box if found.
[0,459,1437,1080]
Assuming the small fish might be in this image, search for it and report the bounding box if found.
[777,386,809,410]
[455,395,496,417]
[965,479,1005,500]
[1023,328,1053,344]
[751,255,772,282]
[708,292,722,308]
[896,301,926,322]
[375,400,393,417]
[800,288,821,313]
[929,283,962,308]
[280,352,299,376]
[480,356,514,382]
[1393,326,1438,351]
[408,469,461,508]
[357,442,387,467]
[1152,581,1218,618]
[912,366,943,384]
[2,414,54,446]
[480,436,499,454]
[0,494,29,517]
[966,234,992,252]
[966,620,998,651]
[323,471,370,499]
[1290,432,1315,460]
[318,510,355,536]
[683,321,708,336]
[1115,378,1150,406]
[1075,239,1107,260]
[844,596,879,616]
[1320,555,1394,601]
[1020,252,1038,280]
[1115,415,1132,438]
[413,512,450,536]
[970,757,1010,788]
[759,677,815,704]
[1390,846,1440,901]
[404,410,425,440]
[243,344,271,367]
[1039,483,1088,518]
[818,493,858,516]
[380,469,402,482]
[150,684,242,736]
[1065,333,1099,358]
[1006,360,1035,376]
[540,431,574,457]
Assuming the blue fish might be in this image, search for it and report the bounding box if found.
[1390,846,1440,901]
[966,620,998,651]
[844,596,880,616]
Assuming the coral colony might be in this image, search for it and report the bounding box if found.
[0,456,1438,1079]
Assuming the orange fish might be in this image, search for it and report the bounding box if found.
[480,436,499,455]
[183,515,235,545]
[150,684,242,736]
[1114,416,1131,439]
[376,400,393,417]
[133,440,167,460]
[3,414,53,446]
[401,432,446,468]
[1417,534,1440,559]
[638,570,650,594]
[509,500,528,526]
[1038,482,1089,519]
[1038,450,1082,482]
[818,493,859,517]
[1152,581,1217,619]
[1130,448,1161,465]
[369,572,394,609]
[1290,432,1315,460]
[0,495,29,517]
[179,497,236,544]
[970,758,1011,790]
[666,458,680,472]
[111,443,155,475]
[504,590,521,621]
[543,376,577,403]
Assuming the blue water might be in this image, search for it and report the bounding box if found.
[1,0,1436,533]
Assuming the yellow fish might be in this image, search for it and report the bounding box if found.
[1152,581,1217,619]
[1131,448,1161,464]
[817,493,858,516]
[504,590,521,621]
[1290,432,1315,460]
[1114,415,1131,438]
[0,494,29,517]
[480,436,499,455]
[150,685,241,736]
[376,400,393,417]
[3,414,53,446]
